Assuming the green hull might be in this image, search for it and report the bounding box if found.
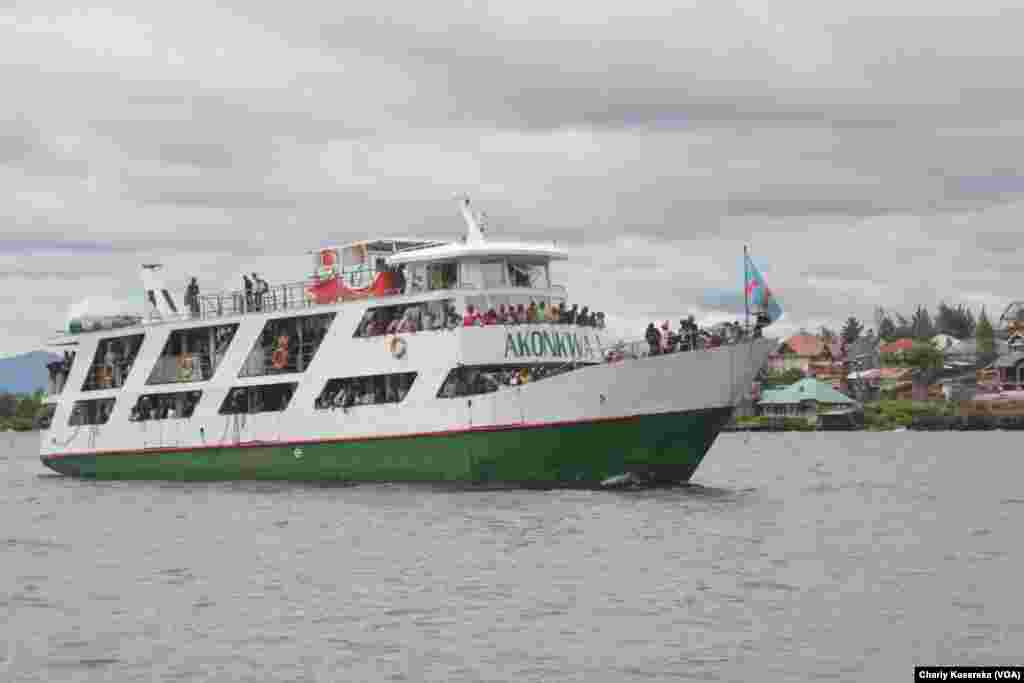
[40,407,734,484]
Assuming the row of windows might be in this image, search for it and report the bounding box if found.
[76,299,581,394]
[55,362,587,427]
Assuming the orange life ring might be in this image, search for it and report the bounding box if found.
[272,335,289,369]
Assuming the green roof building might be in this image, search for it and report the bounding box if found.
[759,377,855,418]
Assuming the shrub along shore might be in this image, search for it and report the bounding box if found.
[725,400,1024,432]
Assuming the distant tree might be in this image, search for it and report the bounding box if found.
[904,342,945,373]
[878,315,897,342]
[819,326,836,342]
[977,307,996,360]
[0,393,16,419]
[935,302,976,339]
[891,312,914,339]
[840,317,864,345]
[15,392,42,421]
[910,305,935,340]
[880,352,901,367]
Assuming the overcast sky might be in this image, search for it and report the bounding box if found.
[3,0,1024,356]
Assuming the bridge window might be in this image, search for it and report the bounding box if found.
[355,299,457,337]
[437,363,592,398]
[219,382,298,415]
[147,324,238,385]
[507,261,548,289]
[239,313,334,377]
[428,262,457,290]
[314,372,417,410]
[68,398,116,426]
[81,334,144,391]
[130,391,202,422]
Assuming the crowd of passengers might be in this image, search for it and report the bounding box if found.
[315,374,415,409]
[641,313,769,356]
[358,300,605,337]
[462,302,605,328]
[439,364,578,398]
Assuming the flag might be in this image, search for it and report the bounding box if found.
[745,251,783,323]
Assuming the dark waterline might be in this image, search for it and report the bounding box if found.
[2,431,1022,681]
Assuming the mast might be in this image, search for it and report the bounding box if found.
[456,195,486,244]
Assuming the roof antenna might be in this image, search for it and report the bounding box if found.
[454,194,486,244]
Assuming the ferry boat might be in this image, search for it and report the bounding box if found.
[37,199,775,485]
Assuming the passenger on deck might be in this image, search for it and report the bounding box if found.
[184,277,200,317]
[396,308,419,333]
[527,301,538,323]
[243,275,253,310]
[566,304,578,324]
[443,302,462,328]
[547,303,559,323]
[496,304,509,324]
[366,312,388,336]
[252,273,268,311]
[483,308,498,325]
[386,313,402,334]
[645,323,659,356]
[596,312,606,329]
[463,304,481,327]
[659,321,672,353]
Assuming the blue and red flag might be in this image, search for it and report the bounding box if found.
[745,251,783,323]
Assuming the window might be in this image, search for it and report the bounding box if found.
[147,324,238,385]
[507,261,548,289]
[239,313,335,377]
[355,299,457,337]
[81,334,144,391]
[68,398,116,426]
[315,372,417,409]
[35,404,57,430]
[219,383,298,415]
[436,363,595,398]
[130,391,202,422]
[427,262,457,291]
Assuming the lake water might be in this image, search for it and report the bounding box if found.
[2,430,1022,681]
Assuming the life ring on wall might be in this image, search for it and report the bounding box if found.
[386,335,407,359]
[272,335,289,370]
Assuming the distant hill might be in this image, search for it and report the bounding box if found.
[0,351,60,395]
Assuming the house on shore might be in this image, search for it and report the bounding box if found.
[879,338,915,359]
[758,378,856,420]
[768,334,847,389]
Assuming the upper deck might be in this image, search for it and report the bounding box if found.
[46,198,571,346]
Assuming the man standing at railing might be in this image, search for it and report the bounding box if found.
[252,273,268,311]
[243,274,253,312]
[184,277,200,318]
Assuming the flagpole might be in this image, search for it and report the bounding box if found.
[743,245,750,333]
